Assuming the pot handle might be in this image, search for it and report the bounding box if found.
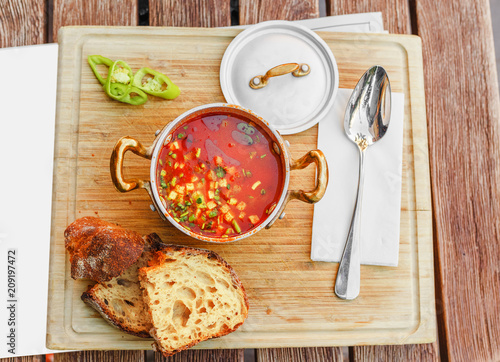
[288,150,328,203]
[266,150,328,228]
[110,136,153,192]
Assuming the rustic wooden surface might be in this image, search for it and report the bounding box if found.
[0,0,499,360]
[149,0,231,27]
[0,357,43,362]
[0,0,47,47]
[326,2,441,362]
[46,26,433,350]
[256,347,343,361]
[51,0,138,42]
[53,351,145,362]
[416,0,500,361]
[238,0,319,24]
[155,349,244,361]
[328,0,411,34]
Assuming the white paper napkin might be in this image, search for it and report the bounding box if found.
[311,89,405,266]
[0,44,59,357]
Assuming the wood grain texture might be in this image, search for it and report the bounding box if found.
[416,0,500,361]
[147,4,238,361]
[52,351,145,361]
[154,349,243,361]
[351,344,439,361]
[51,0,138,42]
[237,4,325,360]
[239,0,319,25]
[327,2,440,361]
[49,2,138,361]
[326,0,411,34]
[256,347,343,361]
[46,27,434,351]
[0,0,47,48]
[0,356,43,362]
[149,0,231,27]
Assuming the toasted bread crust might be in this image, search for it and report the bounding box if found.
[80,233,168,338]
[138,245,249,357]
[81,287,151,338]
[65,217,145,283]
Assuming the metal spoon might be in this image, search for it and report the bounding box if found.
[334,65,391,300]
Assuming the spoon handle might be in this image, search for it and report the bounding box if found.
[335,148,365,300]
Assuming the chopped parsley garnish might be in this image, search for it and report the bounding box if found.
[215,166,226,178]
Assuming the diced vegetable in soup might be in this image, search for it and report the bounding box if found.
[156,113,284,239]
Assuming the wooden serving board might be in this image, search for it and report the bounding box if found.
[47,26,435,350]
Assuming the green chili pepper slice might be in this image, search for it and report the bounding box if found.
[107,60,134,86]
[87,55,113,85]
[102,60,147,105]
[106,82,148,105]
[132,67,180,99]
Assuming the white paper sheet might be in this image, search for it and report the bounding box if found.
[231,13,386,33]
[0,44,58,357]
[295,13,386,33]
[311,89,405,266]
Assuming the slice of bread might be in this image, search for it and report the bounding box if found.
[65,217,145,283]
[138,246,249,357]
[81,233,167,338]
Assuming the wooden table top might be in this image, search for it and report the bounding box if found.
[1,0,499,361]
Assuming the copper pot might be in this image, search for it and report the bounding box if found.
[110,103,328,243]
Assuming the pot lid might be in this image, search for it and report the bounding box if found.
[220,21,339,135]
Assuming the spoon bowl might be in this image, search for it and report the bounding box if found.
[344,65,391,148]
[334,65,392,300]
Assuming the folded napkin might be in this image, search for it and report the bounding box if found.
[311,88,405,266]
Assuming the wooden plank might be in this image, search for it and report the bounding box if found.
[53,351,145,361]
[154,349,244,361]
[351,344,439,361]
[257,347,342,361]
[147,4,239,361]
[238,1,325,360]
[326,0,411,34]
[0,0,47,47]
[0,357,43,362]
[148,3,239,360]
[239,0,319,25]
[149,0,231,27]
[414,0,500,360]
[51,0,138,42]
[50,4,137,361]
[326,2,440,361]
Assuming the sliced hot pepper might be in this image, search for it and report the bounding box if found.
[104,60,134,100]
[103,60,148,105]
[106,82,148,105]
[132,67,180,99]
[109,60,133,84]
[87,56,180,105]
[87,55,113,85]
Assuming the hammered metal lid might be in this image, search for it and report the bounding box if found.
[220,21,339,135]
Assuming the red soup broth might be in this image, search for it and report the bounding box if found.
[155,113,284,239]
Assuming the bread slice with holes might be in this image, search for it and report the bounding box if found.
[138,246,249,357]
[81,233,167,338]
